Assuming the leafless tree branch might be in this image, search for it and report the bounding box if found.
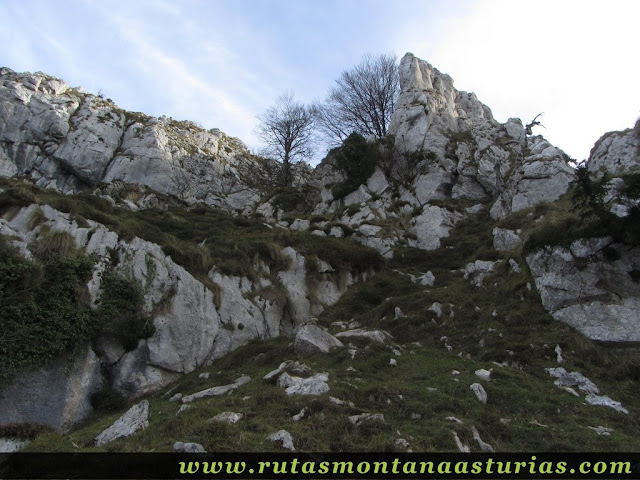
[315,53,399,145]
[255,91,315,186]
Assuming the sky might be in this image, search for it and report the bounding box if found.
[1,0,639,164]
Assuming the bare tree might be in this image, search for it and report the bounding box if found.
[315,53,399,144]
[525,112,545,136]
[171,166,192,200]
[256,91,315,186]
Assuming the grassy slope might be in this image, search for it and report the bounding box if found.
[20,199,640,452]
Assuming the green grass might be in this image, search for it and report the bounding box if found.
[0,178,383,284]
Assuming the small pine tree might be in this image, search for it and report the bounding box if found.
[571,164,609,221]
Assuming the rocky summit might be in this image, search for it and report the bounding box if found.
[0,53,639,452]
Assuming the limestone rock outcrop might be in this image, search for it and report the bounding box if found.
[390,53,574,220]
[0,346,102,432]
[0,67,268,212]
[587,124,640,179]
[525,122,640,341]
[301,53,575,258]
[0,201,366,430]
[527,238,640,342]
[2,56,636,437]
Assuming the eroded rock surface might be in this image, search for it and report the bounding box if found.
[527,239,640,342]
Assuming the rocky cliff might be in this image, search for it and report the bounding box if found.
[525,123,640,342]
[263,53,576,259]
[1,55,639,443]
[0,67,278,212]
[0,194,374,430]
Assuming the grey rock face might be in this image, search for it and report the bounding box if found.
[389,53,467,155]
[587,127,640,178]
[409,206,463,250]
[388,53,573,222]
[0,346,102,432]
[95,400,149,446]
[587,125,640,217]
[305,53,575,260]
[527,239,640,341]
[0,201,364,430]
[490,136,574,220]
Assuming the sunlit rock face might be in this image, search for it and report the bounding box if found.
[0,67,266,212]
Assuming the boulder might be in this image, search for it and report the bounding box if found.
[277,372,330,396]
[173,442,206,453]
[95,400,149,446]
[470,383,487,404]
[181,376,250,403]
[335,329,392,344]
[209,412,243,424]
[464,260,496,287]
[419,271,436,286]
[349,413,385,427]
[294,325,344,356]
[267,430,295,451]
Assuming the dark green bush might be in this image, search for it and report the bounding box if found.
[0,238,94,381]
[331,133,378,199]
[0,233,151,383]
[90,387,128,412]
[270,187,307,213]
[620,173,640,198]
[571,164,608,221]
[95,272,152,351]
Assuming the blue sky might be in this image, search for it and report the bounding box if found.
[1,0,639,164]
